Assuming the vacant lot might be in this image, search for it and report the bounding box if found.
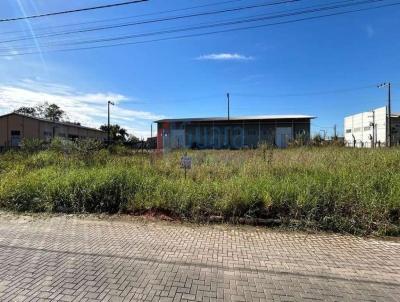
[0,144,399,235]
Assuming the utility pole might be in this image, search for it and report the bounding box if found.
[227,93,230,121]
[388,82,392,147]
[378,82,392,147]
[320,130,326,140]
[368,110,376,148]
[227,93,231,148]
[333,124,337,139]
[372,110,375,148]
[107,100,114,145]
[151,123,153,138]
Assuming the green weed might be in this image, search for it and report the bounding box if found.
[0,146,399,235]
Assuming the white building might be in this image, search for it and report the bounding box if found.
[344,107,400,147]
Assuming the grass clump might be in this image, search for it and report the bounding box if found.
[0,145,399,236]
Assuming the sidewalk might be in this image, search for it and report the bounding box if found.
[0,215,399,301]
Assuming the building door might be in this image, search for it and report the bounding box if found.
[161,129,170,150]
[10,130,21,147]
[275,127,292,148]
[171,129,185,149]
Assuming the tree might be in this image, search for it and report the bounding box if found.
[127,135,140,144]
[14,103,65,121]
[43,103,64,121]
[15,106,37,116]
[100,124,129,143]
[126,134,140,147]
[35,103,46,118]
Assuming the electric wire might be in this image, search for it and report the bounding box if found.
[45,0,386,49]
[1,0,398,56]
[132,82,387,105]
[0,0,301,44]
[2,0,360,50]
[0,0,248,36]
[0,0,149,23]
[231,84,378,98]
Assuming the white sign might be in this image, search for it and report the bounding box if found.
[180,156,192,169]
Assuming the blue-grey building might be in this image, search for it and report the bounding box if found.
[156,115,315,149]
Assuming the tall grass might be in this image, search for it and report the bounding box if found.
[0,146,399,235]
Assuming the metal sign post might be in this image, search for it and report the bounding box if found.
[180,153,192,179]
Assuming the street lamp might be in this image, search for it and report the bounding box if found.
[377,82,391,147]
[108,100,115,145]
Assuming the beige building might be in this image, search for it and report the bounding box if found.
[0,112,107,148]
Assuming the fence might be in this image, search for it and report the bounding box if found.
[344,140,388,148]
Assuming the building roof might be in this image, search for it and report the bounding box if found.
[155,115,316,123]
[344,107,400,119]
[0,112,105,133]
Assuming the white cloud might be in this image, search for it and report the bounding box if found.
[0,80,164,138]
[196,53,254,61]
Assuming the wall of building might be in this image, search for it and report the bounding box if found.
[0,114,106,147]
[157,119,311,150]
[392,117,400,146]
[0,116,8,147]
[344,107,387,147]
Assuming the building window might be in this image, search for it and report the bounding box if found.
[233,128,241,135]
[68,134,79,140]
[345,129,352,133]
[364,126,371,131]
[11,130,21,136]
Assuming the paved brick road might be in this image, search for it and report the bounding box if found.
[0,215,399,302]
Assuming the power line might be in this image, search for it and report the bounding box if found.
[1,0,398,57]
[0,0,387,53]
[0,0,316,50]
[231,84,377,98]
[117,82,391,106]
[0,1,390,55]
[39,0,385,50]
[0,0,247,36]
[0,0,148,23]
[312,123,336,129]
[0,0,301,43]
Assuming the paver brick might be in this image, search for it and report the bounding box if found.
[0,216,399,301]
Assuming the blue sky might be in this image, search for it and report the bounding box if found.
[0,0,399,138]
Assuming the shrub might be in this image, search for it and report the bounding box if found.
[21,138,46,153]
[0,147,399,235]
